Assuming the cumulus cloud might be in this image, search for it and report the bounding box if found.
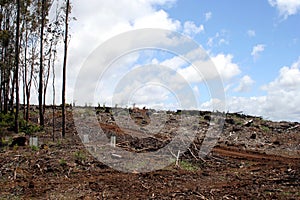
[223,58,300,122]
[98,49,240,111]
[211,54,241,81]
[251,44,265,61]
[247,29,256,37]
[261,58,300,121]
[183,21,204,37]
[175,53,240,83]
[200,58,300,122]
[234,75,255,92]
[223,96,267,117]
[48,0,184,105]
[268,0,300,19]
[160,56,187,70]
[134,10,180,30]
[263,59,300,90]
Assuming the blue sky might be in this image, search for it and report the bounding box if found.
[47,0,300,122]
[167,0,300,95]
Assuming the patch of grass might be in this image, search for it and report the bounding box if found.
[1,137,8,146]
[31,145,39,151]
[21,123,42,135]
[236,121,243,125]
[59,159,67,167]
[13,144,19,151]
[74,150,86,162]
[261,125,270,132]
[281,191,292,196]
[179,160,199,171]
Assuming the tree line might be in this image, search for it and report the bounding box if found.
[0,0,71,137]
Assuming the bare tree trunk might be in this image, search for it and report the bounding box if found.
[39,0,45,127]
[23,25,28,120]
[26,46,35,122]
[14,0,21,133]
[43,41,53,116]
[52,50,56,142]
[62,0,70,138]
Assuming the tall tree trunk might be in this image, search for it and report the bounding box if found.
[14,0,21,133]
[26,45,35,122]
[39,0,45,127]
[3,11,11,114]
[43,41,53,116]
[62,0,70,138]
[23,25,28,120]
[52,49,56,142]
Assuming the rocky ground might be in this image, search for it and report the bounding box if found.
[0,107,299,199]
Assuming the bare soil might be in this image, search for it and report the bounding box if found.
[0,107,299,199]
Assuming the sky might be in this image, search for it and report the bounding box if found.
[46,0,300,122]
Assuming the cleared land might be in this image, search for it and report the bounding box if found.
[0,107,299,199]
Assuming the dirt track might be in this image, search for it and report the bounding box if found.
[213,146,300,161]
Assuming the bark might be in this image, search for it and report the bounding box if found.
[14,0,21,133]
[62,0,70,138]
[39,0,45,127]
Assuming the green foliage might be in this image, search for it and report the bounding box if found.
[236,121,243,125]
[1,137,6,144]
[31,145,39,151]
[0,113,14,127]
[179,160,199,171]
[13,144,19,151]
[0,112,41,135]
[261,125,270,132]
[59,159,67,167]
[74,150,86,162]
[20,123,42,135]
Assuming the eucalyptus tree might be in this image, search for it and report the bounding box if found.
[62,0,70,138]
[14,0,21,132]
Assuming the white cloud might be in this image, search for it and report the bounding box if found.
[247,30,256,37]
[261,58,300,121]
[223,96,268,117]
[211,54,241,81]
[205,12,212,21]
[134,10,181,30]
[263,59,300,90]
[50,0,183,105]
[183,21,204,37]
[234,75,255,92]
[221,58,300,122]
[207,31,229,48]
[268,0,300,19]
[177,53,241,83]
[160,56,187,70]
[251,44,266,61]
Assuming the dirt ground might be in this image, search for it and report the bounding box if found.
[0,107,299,199]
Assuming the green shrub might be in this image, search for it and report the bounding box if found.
[31,145,39,151]
[21,123,42,135]
[0,112,41,135]
[0,113,14,127]
[74,150,86,162]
